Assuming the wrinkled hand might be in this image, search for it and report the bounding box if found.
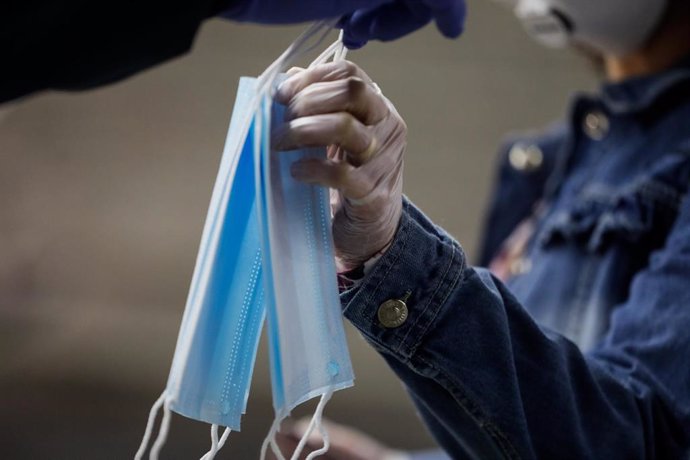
[267,417,409,460]
[275,61,406,272]
[222,0,466,49]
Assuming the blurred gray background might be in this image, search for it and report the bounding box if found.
[0,0,596,458]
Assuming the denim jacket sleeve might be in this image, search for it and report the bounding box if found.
[341,196,690,459]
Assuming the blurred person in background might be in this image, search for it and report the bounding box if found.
[271,0,690,457]
[1,0,465,104]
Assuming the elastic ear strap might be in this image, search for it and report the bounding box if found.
[334,31,348,61]
[149,398,172,460]
[257,19,338,97]
[260,417,286,460]
[306,423,330,460]
[218,428,232,451]
[309,31,348,69]
[309,41,341,67]
[202,424,220,460]
[304,391,333,460]
[199,424,231,460]
[134,392,167,460]
[289,391,333,460]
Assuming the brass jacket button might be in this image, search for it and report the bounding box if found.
[378,291,411,328]
[508,143,543,172]
[583,110,610,140]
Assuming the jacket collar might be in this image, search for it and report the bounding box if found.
[599,54,690,114]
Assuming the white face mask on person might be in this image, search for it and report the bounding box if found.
[499,0,667,56]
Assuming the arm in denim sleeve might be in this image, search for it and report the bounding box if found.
[341,197,690,459]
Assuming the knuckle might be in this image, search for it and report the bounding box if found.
[336,113,356,141]
[341,60,359,77]
[346,76,366,98]
[287,66,304,74]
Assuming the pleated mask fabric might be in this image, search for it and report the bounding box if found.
[134,22,354,460]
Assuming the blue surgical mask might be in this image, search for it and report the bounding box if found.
[135,22,354,460]
[165,77,267,431]
[257,87,354,460]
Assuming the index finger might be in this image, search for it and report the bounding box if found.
[425,0,466,37]
[276,61,373,105]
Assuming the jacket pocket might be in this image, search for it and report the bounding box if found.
[539,153,690,253]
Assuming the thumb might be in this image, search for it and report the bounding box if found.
[423,0,466,37]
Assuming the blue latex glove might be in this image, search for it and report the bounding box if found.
[223,0,466,49]
[340,0,466,49]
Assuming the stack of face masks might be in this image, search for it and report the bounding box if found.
[135,22,354,460]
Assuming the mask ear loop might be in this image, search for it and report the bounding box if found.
[149,397,173,460]
[310,41,342,67]
[289,390,333,460]
[200,424,232,460]
[259,416,286,460]
[256,18,338,98]
[308,32,348,70]
[134,391,166,460]
[334,31,348,61]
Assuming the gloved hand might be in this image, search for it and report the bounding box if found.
[222,0,466,49]
[268,417,410,460]
[275,60,406,271]
[340,0,466,49]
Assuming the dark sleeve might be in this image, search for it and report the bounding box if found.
[341,197,690,459]
[1,0,233,103]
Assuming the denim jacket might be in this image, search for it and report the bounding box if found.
[341,57,690,459]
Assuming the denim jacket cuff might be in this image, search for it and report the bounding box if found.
[340,197,466,360]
